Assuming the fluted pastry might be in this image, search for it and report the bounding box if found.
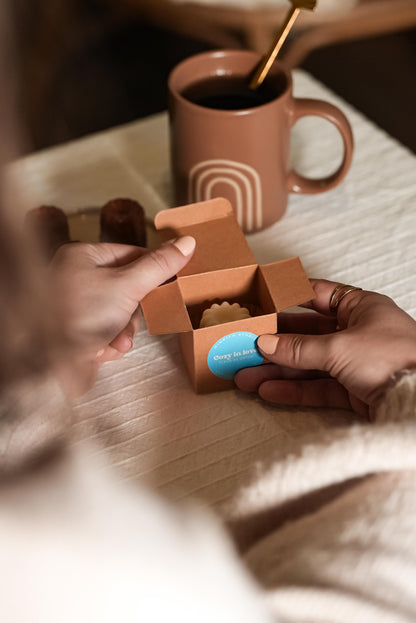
[199,301,251,328]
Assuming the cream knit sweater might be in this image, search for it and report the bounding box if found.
[0,370,415,621]
[226,370,416,622]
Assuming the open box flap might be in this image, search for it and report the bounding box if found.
[141,280,192,335]
[260,257,314,311]
[154,198,256,277]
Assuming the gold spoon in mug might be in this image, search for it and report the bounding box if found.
[249,0,317,90]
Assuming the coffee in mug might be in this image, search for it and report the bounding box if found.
[168,50,353,233]
[181,74,286,110]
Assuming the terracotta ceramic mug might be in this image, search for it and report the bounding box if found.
[168,50,354,234]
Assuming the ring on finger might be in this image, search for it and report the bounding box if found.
[329,284,363,314]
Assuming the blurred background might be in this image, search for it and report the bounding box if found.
[9,0,416,154]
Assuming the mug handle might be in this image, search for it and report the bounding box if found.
[287,98,354,194]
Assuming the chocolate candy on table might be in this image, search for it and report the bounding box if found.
[25,205,71,260]
[100,198,147,247]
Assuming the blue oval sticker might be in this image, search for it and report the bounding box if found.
[207,331,263,380]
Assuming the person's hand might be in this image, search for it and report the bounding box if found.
[49,237,195,397]
[235,279,416,418]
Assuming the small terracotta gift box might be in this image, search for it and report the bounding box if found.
[141,198,314,393]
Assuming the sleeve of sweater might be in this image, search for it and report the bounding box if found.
[0,374,273,623]
[375,369,416,423]
[1,370,415,622]
[224,369,416,622]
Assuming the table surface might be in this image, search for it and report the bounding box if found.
[8,69,416,513]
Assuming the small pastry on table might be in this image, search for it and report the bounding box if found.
[100,198,147,247]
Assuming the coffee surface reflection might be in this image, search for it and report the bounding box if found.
[181,75,286,111]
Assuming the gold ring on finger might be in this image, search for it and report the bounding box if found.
[329,284,363,315]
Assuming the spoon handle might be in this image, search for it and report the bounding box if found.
[249,6,300,90]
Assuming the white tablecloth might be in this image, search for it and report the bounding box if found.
[8,70,416,512]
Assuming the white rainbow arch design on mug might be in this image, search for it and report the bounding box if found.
[188,159,262,232]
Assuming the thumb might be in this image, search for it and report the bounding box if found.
[257,332,332,372]
[118,236,196,301]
